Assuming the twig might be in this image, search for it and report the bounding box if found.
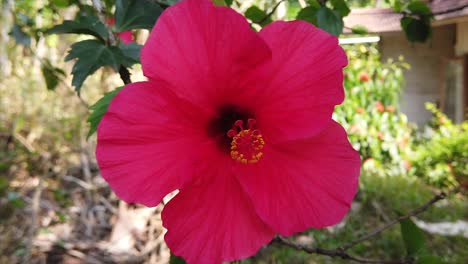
[257,0,285,25]
[91,0,132,85]
[275,190,452,263]
[275,236,410,264]
[425,4,468,16]
[91,0,116,46]
[340,191,447,251]
[118,65,132,85]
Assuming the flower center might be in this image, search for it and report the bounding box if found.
[227,119,264,164]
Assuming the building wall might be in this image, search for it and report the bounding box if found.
[455,20,468,56]
[379,24,456,126]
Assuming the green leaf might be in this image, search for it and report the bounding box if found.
[119,42,142,65]
[296,6,319,25]
[407,1,432,15]
[212,0,226,6]
[52,0,70,8]
[400,16,431,42]
[115,0,163,31]
[388,0,403,12]
[400,218,426,256]
[245,6,271,26]
[41,60,66,91]
[0,176,8,197]
[416,255,444,264]
[46,15,108,42]
[65,40,126,92]
[316,6,343,36]
[330,0,350,17]
[169,254,186,264]
[225,0,233,6]
[87,86,124,138]
[10,24,31,46]
[307,0,321,8]
[351,25,368,34]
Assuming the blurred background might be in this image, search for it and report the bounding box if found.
[0,0,467,263]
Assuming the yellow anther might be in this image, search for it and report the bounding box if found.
[230,129,265,164]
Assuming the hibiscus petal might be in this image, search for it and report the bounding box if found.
[237,121,360,236]
[96,81,212,207]
[141,0,271,108]
[162,161,274,264]
[255,21,348,142]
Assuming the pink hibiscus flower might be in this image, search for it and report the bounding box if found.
[96,0,361,263]
[106,17,133,44]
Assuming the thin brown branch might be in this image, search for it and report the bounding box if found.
[340,191,448,251]
[399,4,468,18]
[426,4,468,16]
[275,236,411,264]
[258,0,285,25]
[275,190,454,263]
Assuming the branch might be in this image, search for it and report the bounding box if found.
[118,65,132,85]
[258,0,285,25]
[91,0,132,85]
[275,236,410,264]
[400,4,468,17]
[430,4,468,16]
[340,191,448,251]
[275,190,454,263]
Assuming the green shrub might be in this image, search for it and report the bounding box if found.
[409,103,467,188]
[335,44,414,176]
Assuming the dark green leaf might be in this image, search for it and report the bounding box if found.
[41,60,66,91]
[316,6,343,36]
[46,15,108,42]
[225,0,233,6]
[115,0,163,31]
[65,40,125,92]
[77,4,96,15]
[400,218,426,256]
[296,6,319,25]
[307,0,321,8]
[407,1,432,15]
[87,86,124,138]
[10,24,31,46]
[245,6,271,26]
[169,254,186,264]
[416,255,444,264]
[400,16,431,42]
[351,25,368,34]
[330,0,350,17]
[119,42,142,64]
[157,0,180,6]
